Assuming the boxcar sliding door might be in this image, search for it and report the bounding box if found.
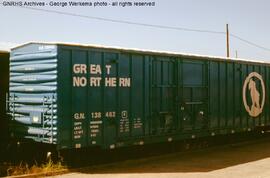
[179,60,209,133]
[150,57,178,135]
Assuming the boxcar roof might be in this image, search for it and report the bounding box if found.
[0,50,9,53]
[12,42,269,65]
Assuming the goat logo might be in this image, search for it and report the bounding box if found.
[243,72,265,117]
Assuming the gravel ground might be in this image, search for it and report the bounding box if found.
[49,137,270,178]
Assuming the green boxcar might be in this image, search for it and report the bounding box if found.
[0,51,10,143]
[8,42,270,150]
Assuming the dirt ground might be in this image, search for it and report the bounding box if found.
[50,137,270,178]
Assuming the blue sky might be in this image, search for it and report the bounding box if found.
[0,0,270,60]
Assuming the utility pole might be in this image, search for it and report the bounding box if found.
[226,24,230,58]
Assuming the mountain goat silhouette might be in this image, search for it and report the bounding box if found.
[248,78,260,113]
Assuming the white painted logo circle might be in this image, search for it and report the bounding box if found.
[242,72,265,117]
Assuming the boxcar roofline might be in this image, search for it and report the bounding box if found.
[12,42,269,66]
[0,50,9,53]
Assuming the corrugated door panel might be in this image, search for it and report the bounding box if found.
[162,59,176,131]
[219,62,226,128]
[182,60,207,131]
[178,59,183,131]
[131,54,144,137]
[151,57,177,134]
[88,51,103,146]
[151,57,160,134]
[144,56,150,136]
[71,50,88,148]
[209,61,219,129]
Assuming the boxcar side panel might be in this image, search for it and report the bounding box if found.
[181,59,208,133]
[88,51,104,146]
[58,46,151,149]
[0,52,9,142]
[209,60,270,136]
[71,50,89,148]
[130,54,145,137]
[234,63,241,129]
[57,48,73,149]
[55,44,270,150]
[241,64,248,129]
[265,66,269,126]
[220,62,227,129]
[209,61,219,130]
[117,53,131,139]
[150,56,177,135]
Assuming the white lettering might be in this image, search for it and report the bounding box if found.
[105,65,112,74]
[73,64,87,74]
[73,77,87,87]
[90,64,102,74]
[105,77,117,87]
[90,77,102,87]
[119,78,131,87]
[74,113,85,120]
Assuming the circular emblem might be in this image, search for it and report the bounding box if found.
[242,72,265,117]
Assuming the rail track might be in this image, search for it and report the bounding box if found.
[1,132,270,177]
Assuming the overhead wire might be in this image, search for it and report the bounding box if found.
[230,34,270,52]
[9,6,270,53]
[18,6,226,35]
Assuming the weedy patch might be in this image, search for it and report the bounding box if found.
[7,160,67,176]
